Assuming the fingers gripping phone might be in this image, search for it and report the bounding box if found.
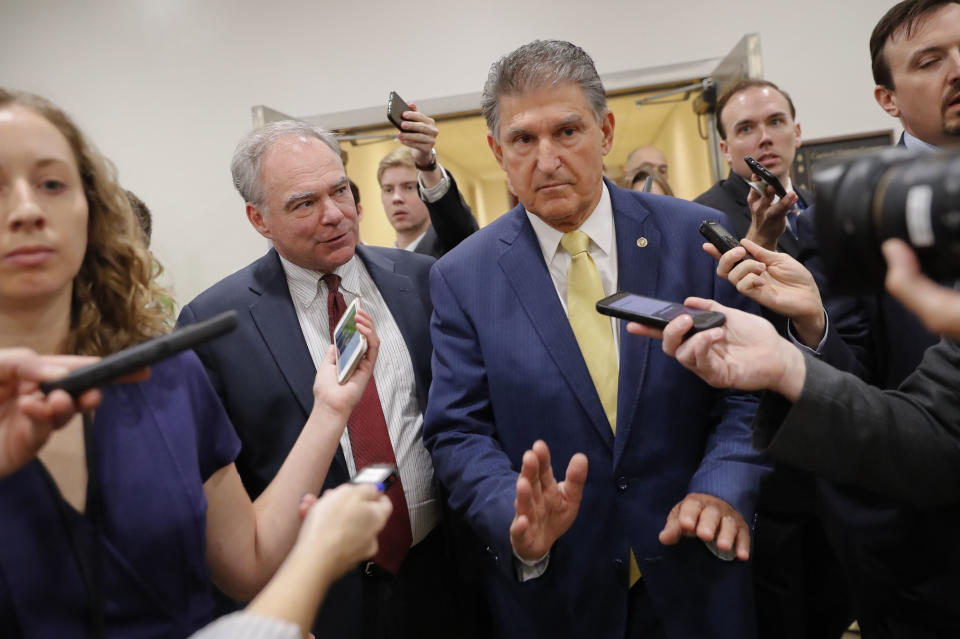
[386,91,411,131]
[351,464,399,492]
[334,298,368,384]
[744,155,787,198]
[596,292,725,335]
[39,311,239,395]
[698,220,747,266]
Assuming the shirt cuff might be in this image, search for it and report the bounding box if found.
[513,546,550,582]
[419,165,451,203]
[786,311,829,356]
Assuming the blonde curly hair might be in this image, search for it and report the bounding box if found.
[0,89,173,355]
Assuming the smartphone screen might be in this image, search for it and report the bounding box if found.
[597,292,725,335]
[334,299,366,382]
[605,295,693,323]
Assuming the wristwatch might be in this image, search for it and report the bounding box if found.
[415,148,438,172]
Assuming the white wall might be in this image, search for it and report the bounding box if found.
[0,0,899,307]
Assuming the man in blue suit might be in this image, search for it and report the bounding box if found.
[423,40,769,639]
[179,121,464,638]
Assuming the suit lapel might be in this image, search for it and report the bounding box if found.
[497,209,614,452]
[247,251,347,474]
[608,184,661,464]
[357,246,432,412]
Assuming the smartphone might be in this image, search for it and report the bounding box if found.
[39,311,238,395]
[698,220,746,266]
[351,464,398,492]
[596,292,725,335]
[744,155,787,198]
[334,298,368,384]
[386,91,411,131]
[641,175,654,193]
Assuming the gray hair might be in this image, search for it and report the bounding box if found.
[481,40,608,140]
[230,120,341,208]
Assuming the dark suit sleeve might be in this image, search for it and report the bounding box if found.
[796,207,876,382]
[423,262,518,580]
[753,339,960,507]
[177,304,228,403]
[425,171,479,256]
[687,269,772,519]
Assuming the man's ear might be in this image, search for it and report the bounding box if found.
[487,131,505,169]
[875,85,901,118]
[720,139,732,168]
[600,110,616,156]
[794,122,802,149]
[246,203,272,239]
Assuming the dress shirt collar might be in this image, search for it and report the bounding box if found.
[278,252,363,310]
[394,229,428,252]
[902,131,940,153]
[526,183,614,262]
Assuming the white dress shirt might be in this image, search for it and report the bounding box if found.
[279,254,439,545]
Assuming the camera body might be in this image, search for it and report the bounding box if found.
[814,147,960,293]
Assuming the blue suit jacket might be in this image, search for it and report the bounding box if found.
[424,181,768,639]
[178,245,435,499]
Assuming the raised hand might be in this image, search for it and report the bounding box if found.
[745,178,798,251]
[397,103,440,171]
[509,440,588,561]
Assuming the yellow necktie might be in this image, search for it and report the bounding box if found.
[560,231,641,587]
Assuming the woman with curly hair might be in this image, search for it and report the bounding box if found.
[0,89,382,638]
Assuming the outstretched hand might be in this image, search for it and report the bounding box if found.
[296,484,392,579]
[704,238,825,347]
[659,492,751,561]
[626,297,807,401]
[0,349,108,477]
[510,440,588,561]
[312,310,380,416]
[883,238,960,339]
[745,179,797,251]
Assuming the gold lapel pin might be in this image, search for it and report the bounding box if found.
[636,237,648,248]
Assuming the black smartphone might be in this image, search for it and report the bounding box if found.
[351,464,399,492]
[698,220,747,266]
[744,155,787,198]
[386,91,411,131]
[39,311,238,395]
[596,292,725,335]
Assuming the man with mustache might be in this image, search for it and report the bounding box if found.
[702,2,960,635]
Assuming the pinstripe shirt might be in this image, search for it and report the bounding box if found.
[279,254,439,545]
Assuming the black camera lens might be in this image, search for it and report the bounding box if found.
[814,148,960,293]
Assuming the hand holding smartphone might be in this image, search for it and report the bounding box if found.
[39,311,238,396]
[698,220,747,267]
[744,155,787,198]
[334,298,368,384]
[596,292,725,336]
[386,91,412,131]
